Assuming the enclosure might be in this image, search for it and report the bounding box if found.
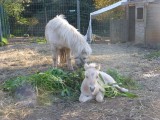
[0,0,160,120]
[0,0,128,44]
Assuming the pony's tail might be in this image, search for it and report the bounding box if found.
[59,48,69,64]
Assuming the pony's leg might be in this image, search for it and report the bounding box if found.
[79,93,93,103]
[51,46,59,68]
[66,49,73,70]
[96,92,104,102]
[55,48,59,68]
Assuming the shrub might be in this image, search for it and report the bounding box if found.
[0,37,8,47]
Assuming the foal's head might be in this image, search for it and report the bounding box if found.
[84,63,101,92]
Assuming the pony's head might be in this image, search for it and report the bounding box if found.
[74,50,89,67]
[84,63,101,93]
[74,39,92,67]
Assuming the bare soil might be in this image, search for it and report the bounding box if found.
[0,42,160,120]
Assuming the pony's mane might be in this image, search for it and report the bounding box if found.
[46,15,92,56]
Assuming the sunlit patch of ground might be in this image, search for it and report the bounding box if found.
[0,42,160,120]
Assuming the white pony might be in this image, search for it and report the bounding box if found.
[45,15,92,70]
[79,63,128,103]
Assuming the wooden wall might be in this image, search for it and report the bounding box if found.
[128,6,135,42]
[145,3,160,48]
[110,19,128,43]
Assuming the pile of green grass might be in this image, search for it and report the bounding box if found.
[100,69,138,98]
[107,69,138,90]
[1,68,138,102]
[1,68,84,100]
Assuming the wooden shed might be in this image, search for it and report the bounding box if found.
[126,0,160,48]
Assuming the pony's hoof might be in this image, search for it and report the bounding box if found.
[68,67,74,71]
[52,67,58,69]
[68,69,74,71]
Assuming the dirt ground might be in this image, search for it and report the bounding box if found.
[0,42,160,120]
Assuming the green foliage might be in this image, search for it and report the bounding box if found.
[29,37,47,44]
[36,38,47,44]
[0,37,8,46]
[1,68,138,102]
[94,0,120,9]
[107,69,138,89]
[10,34,15,38]
[2,1,23,21]
[98,70,138,98]
[1,68,84,99]
[93,0,125,21]
[103,85,138,98]
[2,76,27,92]
[145,51,160,60]
[1,0,31,24]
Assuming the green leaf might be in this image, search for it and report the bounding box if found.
[118,92,138,98]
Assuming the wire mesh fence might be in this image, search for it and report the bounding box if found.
[0,5,10,39]
[91,6,126,43]
[3,0,95,37]
[0,0,125,44]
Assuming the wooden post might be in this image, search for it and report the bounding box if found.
[44,0,48,24]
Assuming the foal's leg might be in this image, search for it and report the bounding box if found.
[66,49,73,70]
[79,93,93,103]
[96,92,104,102]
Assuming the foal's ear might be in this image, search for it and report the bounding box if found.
[95,64,101,70]
[84,63,89,70]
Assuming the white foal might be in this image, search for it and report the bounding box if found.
[79,63,128,103]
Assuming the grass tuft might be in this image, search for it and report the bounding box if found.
[29,37,47,44]
[0,37,8,46]
[145,51,160,60]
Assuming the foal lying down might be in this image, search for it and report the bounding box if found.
[79,63,128,103]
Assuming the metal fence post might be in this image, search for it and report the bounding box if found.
[0,5,2,42]
[77,0,80,32]
[44,0,48,25]
[0,19,2,42]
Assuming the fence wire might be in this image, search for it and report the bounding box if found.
[91,6,126,43]
[7,0,94,37]
[0,5,10,39]
[1,0,125,43]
